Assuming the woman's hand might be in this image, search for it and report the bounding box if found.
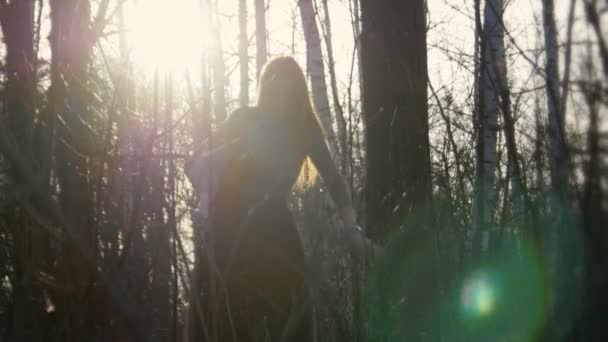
[346,225,372,260]
[339,207,375,261]
[339,207,357,228]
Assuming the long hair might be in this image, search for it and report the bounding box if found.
[256,56,323,189]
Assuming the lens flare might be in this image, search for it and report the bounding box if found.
[456,237,550,340]
[359,198,586,340]
[461,272,497,318]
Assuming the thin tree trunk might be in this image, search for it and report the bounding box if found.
[238,0,249,107]
[211,0,227,121]
[49,0,99,338]
[580,60,605,341]
[582,0,608,80]
[0,0,35,151]
[187,3,215,340]
[0,3,44,341]
[503,103,525,226]
[165,75,178,341]
[478,0,503,254]
[542,0,573,336]
[464,0,482,263]
[254,0,268,77]
[560,0,577,115]
[543,0,568,195]
[429,82,467,214]
[532,31,545,192]
[469,0,501,260]
[347,0,363,97]
[492,21,524,228]
[320,0,347,168]
[534,93,544,191]
[149,75,174,340]
[298,0,338,155]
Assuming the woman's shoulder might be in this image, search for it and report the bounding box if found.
[221,107,260,133]
[228,106,261,120]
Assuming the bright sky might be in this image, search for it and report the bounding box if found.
[122,0,560,93]
[125,0,206,74]
[123,0,364,118]
[121,0,597,127]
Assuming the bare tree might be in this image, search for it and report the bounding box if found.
[238,0,249,107]
[469,0,503,257]
[210,0,228,121]
[359,7,435,337]
[542,0,568,198]
[48,0,103,339]
[254,0,268,77]
[0,1,43,340]
[582,0,608,79]
[299,0,338,155]
[542,0,571,334]
[319,0,348,167]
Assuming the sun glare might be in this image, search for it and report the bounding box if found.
[125,0,204,74]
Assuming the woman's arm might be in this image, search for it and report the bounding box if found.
[307,123,357,227]
[308,125,374,258]
[189,108,249,159]
[185,108,249,188]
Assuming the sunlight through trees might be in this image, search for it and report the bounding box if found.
[0,0,606,340]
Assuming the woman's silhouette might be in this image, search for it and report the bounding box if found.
[186,56,365,341]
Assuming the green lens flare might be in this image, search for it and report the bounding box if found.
[360,198,584,341]
[456,238,549,340]
[462,272,496,317]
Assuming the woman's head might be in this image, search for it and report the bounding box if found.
[256,57,313,120]
[256,56,322,188]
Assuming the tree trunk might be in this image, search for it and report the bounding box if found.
[542,0,571,336]
[298,0,338,155]
[469,0,502,257]
[0,0,35,152]
[360,0,431,241]
[503,101,525,227]
[465,0,482,263]
[49,0,100,338]
[320,0,347,167]
[580,69,606,341]
[148,76,174,341]
[582,0,608,80]
[542,0,567,196]
[493,21,524,229]
[187,2,216,340]
[534,91,544,191]
[350,0,363,90]
[359,5,434,333]
[254,0,268,77]
[0,3,45,341]
[211,0,227,121]
[238,0,249,107]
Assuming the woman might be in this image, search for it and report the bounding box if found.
[186,56,366,341]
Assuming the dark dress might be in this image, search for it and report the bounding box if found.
[191,107,349,342]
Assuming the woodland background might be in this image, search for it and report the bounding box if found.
[0,0,606,341]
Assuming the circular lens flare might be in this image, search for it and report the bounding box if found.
[462,272,496,318]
